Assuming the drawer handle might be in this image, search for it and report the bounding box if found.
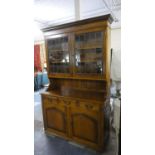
[64,101,70,105]
[75,101,80,107]
[49,98,59,104]
[49,97,57,100]
[85,104,93,110]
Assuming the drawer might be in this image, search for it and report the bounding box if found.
[42,95,59,105]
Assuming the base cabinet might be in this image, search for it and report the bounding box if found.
[42,94,105,151]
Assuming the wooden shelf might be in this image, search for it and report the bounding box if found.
[76,59,102,63]
[48,74,106,81]
[48,49,68,52]
[41,89,106,102]
[50,61,69,64]
[75,44,102,50]
[50,59,102,64]
[63,87,106,93]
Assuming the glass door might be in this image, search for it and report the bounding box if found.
[47,35,71,74]
[73,31,104,76]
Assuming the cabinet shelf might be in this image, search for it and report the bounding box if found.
[48,74,105,81]
[50,61,69,64]
[42,89,106,102]
[75,44,102,50]
[48,49,68,52]
[76,59,102,63]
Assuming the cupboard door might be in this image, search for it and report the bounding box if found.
[46,34,71,75]
[70,101,100,146]
[73,30,105,77]
[42,96,68,137]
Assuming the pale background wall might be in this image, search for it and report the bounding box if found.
[110,28,121,82]
[111,28,121,50]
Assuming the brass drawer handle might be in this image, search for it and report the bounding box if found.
[46,97,59,104]
[85,104,93,110]
[48,96,57,100]
[75,101,80,107]
[64,101,70,105]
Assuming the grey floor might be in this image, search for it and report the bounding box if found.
[34,88,116,155]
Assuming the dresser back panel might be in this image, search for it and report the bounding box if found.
[49,78,107,92]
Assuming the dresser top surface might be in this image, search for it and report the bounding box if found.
[41,88,106,103]
[42,14,113,32]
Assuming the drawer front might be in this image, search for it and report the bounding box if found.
[42,95,59,105]
[42,96,100,111]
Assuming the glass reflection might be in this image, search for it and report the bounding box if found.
[47,36,70,73]
[75,31,104,74]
